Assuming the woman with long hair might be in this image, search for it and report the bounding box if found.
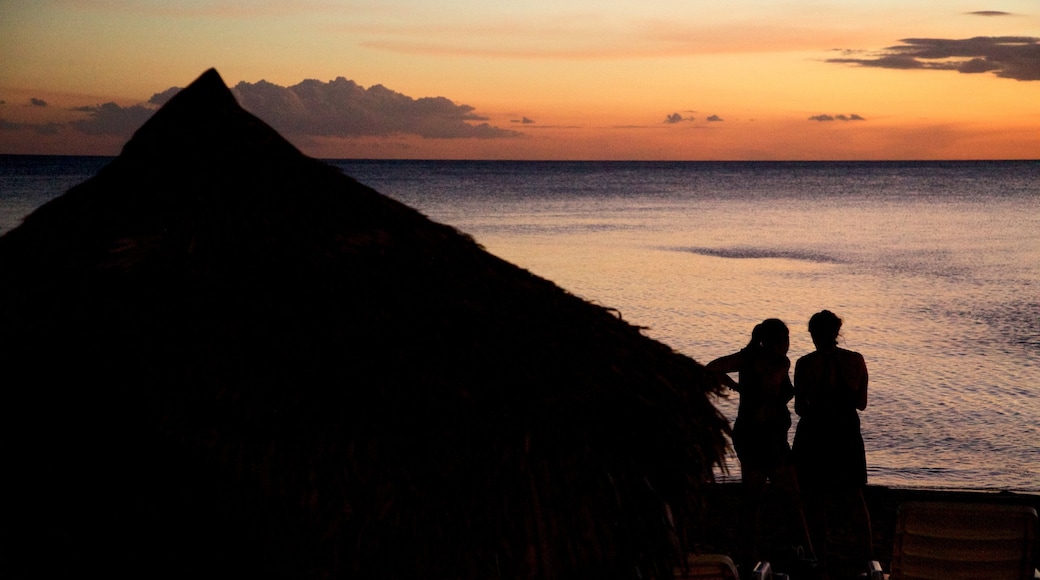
[707,319,813,569]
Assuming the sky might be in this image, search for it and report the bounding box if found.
[1,0,1039,160]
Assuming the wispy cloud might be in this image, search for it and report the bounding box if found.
[966,11,1012,17]
[355,18,864,60]
[828,36,1040,81]
[809,114,865,122]
[53,0,342,19]
[519,124,584,130]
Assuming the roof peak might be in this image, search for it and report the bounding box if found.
[119,67,301,162]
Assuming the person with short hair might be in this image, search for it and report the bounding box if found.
[793,310,874,576]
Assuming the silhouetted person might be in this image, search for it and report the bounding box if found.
[793,310,874,577]
[707,319,814,569]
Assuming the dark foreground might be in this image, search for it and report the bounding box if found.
[688,483,1040,579]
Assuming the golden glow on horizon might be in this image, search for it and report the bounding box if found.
[1,0,1039,159]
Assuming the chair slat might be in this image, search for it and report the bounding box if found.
[890,502,1038,580]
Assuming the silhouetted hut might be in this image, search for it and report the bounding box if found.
[0,70,729,579]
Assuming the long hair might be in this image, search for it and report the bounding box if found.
[744,318,789,356]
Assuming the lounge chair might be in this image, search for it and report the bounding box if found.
[674,554,741,579]
[674,554,777,579]
[868,501,1039,580]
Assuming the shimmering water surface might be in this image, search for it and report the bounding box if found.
[4,156,1038,492]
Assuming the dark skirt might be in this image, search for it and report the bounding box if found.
[792,412,866,491]
[733,418,793,473]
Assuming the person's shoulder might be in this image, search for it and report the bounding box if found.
[797,349,822,360]
[836,347,863,358]
[795,351,820,366]
[837,348,866,364]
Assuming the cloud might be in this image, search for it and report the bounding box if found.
[664,112,695,124]
[521,124,584,130]
[70,102,157,136]
[828,36,1040,81]
[510,116,536,124]
[1,97,162,137]
[356,18,869,61]
[809,113,865,122]
[230,77,522,139]
[706,114,724,122]
[0,119,62,135]
[34,123,62,135]
[30,98,48,107]
[10,76,520,141]
[967,11,1011,16]
[148,87,181,106]
[51,0,343,19]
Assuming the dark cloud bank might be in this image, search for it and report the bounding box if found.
[2,76,523,140]
[230,78,521,139]
[830,36,1040,81]
[71,103,156,136]
[0,119,62,135]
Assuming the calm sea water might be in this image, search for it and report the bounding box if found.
[3,155,1039,492]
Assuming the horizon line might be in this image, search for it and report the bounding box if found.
[2,153,1039,164]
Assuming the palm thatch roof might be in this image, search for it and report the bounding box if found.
[0,69,729,579]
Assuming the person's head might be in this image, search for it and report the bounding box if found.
[749,318,790,357]
[808,310,842,349]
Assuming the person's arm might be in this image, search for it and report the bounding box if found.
[855,353,868,411]
[780,362,794,403]
[793,356,808,416]
[706,352,742,392]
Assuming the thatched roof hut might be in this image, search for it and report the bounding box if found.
[0,69,729,579]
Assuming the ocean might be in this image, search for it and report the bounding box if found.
[3,155,1038,492]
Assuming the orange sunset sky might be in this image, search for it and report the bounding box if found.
[2,0,1039,160]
